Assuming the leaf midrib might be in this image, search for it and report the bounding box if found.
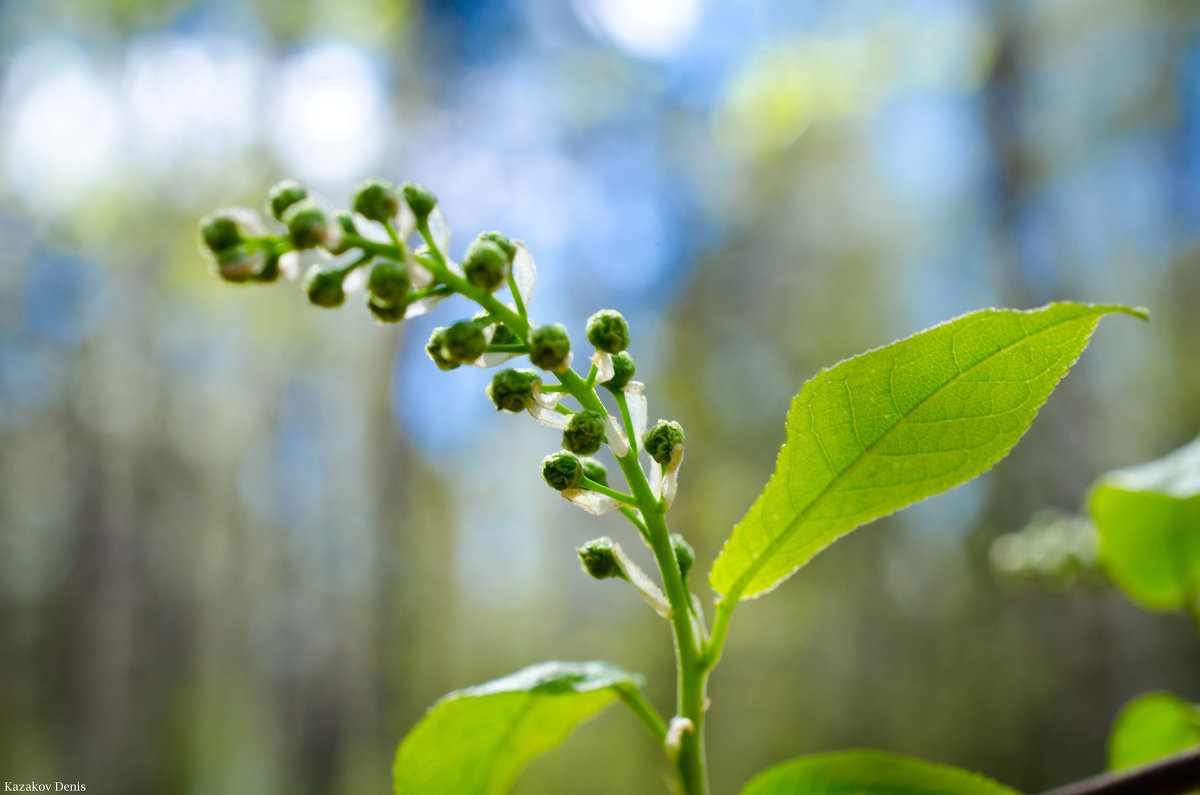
[722,310,1096,601]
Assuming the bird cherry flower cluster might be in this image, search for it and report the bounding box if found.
[198,177,695,620]
[199,177,1147,795]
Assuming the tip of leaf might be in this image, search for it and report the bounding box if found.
[1079,303,1149,322]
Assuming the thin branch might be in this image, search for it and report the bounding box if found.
[1040,746,1200,795]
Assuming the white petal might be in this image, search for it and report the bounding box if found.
[533,386,562,409]
[605,415,630,457]
[323,221,345,253]
[218,247,265,279]
[279,251,301,280]
[342,266,367,296]
[527,404,567,429]
[221,206,266,236]
[512,240,537,305]
[561,489,621,516]
[430,206,451,258]
[625,381,648,442]
[395,202,417,241]
[472,351,520,368]
[660,445,685,510]
[352,214,392,243]
[612,543,672,619]
[591,351,615,384]
[665,718,695,762]
[406,246,435,288]
[403,293,449,319]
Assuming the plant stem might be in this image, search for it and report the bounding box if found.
[616,683,669,744]
[579,478,637,505]
[507,269,528,320]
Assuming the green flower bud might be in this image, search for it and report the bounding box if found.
[580,457,608,486]
[367,259,411,305]
[326,211,361,254]
[491,323,518,346]
[528,323,571,371]
[542,451,584,491]
[302,265,346,307]
[213,244,262,283]
[462,239,510,292]
[367,294,405,323]
[336,210,359,238]
[586,309,630,354]
[199,208,261,255]
[487,368,541,412]
[479,231,517,263]
[643,419,684,466]
[256,249,281,283]
[671,533,695,580]
[352,178,401,222]
[402,181,437,222]
[603,352,636,392]
[284,199,329,250]
[443,320,488,363]
[578,537,621,580]
[267,179,309,222]
[471,311,518,346]
[425,327,460,371]
[562,410,606,456]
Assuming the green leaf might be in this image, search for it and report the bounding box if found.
[740,750,1022,795]
[1089,435,1200,611]
[711,303,1146,601]
[1109,692,1200,771]
[393,661,640,795]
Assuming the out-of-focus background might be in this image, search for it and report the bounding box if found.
[2,0,1199,792]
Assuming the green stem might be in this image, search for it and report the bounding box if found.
[381,218,404,248]
[579,478,636,505]
[410,285,453,301]
[486,343,528,353]
[618,506,650,542]
[508,269,528,320]
[614,390,638,452]
[335,251,375,279]
[616,683,669,745]
[340,233,402,259]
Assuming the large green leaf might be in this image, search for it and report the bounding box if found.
[393,661,640,794]
[740,750,1022,795]
[1108,692,1200,771]
[1089,435,1200,611]
[711,303,1145,601]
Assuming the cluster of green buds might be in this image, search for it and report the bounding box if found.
[199,179,692,609]
[198,177,467,325]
